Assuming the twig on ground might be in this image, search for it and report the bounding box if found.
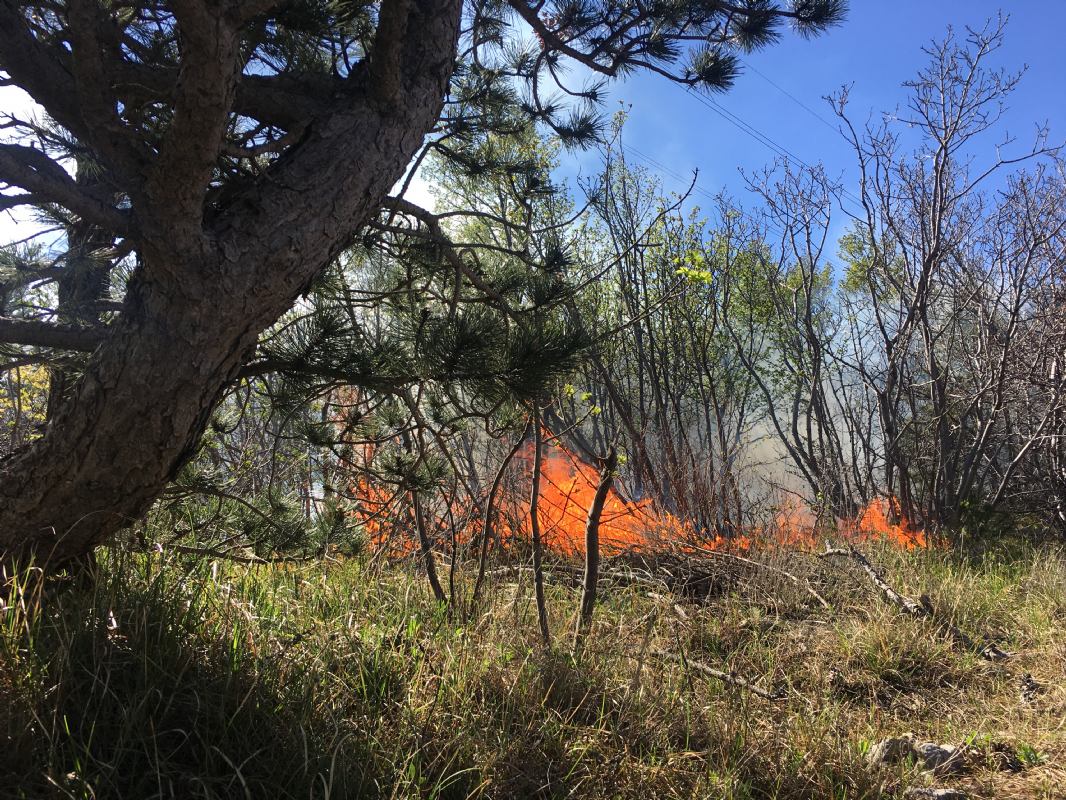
[690,545,832,609]
[652,648,786,701]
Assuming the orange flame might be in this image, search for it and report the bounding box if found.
[512,442,663,555]
[766,494,927,551]
[347,438,928,557]
[853,496,927,549]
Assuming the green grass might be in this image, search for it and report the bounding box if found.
[1,541,1064,799]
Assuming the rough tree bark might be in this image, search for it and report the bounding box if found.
[0,0,463,567]
[45,162,115,419]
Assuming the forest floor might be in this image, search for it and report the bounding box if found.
[1,538,1064,799]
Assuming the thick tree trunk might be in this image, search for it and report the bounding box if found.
[0,0,463,568]
[46,161,114,418]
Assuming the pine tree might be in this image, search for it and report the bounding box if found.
[0,0,846,567]
[251,126,584,560]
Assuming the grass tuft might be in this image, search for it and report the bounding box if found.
[2,542,1064,798]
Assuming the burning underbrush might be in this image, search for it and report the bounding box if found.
[350,439,927,560]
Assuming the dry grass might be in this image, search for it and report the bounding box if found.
[1,540,1063,799]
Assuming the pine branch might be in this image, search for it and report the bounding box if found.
[0,144,131,234]
[0,315,109,351]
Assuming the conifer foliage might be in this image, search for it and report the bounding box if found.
[0,0,845,566]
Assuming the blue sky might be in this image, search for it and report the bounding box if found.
[565,2,1066,214]
[3,3,1063,242]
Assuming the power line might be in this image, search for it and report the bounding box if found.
[689,91,803,167]
[744,61,842,136]
[681,85,867,213]
[608,75,876,239]
[620,143,716,203]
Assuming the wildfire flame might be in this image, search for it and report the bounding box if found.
[853,496,927,549]
[348,438,928,557]
[512,442,674,555]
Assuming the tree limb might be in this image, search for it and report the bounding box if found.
[820,544,1011,661]
[368,0,412,108]
[653,648,786,701]
[144,0,241,241]
[0,315,109,351]
[65,0,150,180]
[0,144,130,234]
[0,0,87,142]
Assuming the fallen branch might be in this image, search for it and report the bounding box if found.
[653,648,786,701]
[690,545,831,610]
[481,563,665,590]
[819,544,1010,661]
[168,544,321,566]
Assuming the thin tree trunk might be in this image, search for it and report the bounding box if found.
[529,407,551,646]
[411,490,447,605]
[471,419,531,612]
[573,446,616,654]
